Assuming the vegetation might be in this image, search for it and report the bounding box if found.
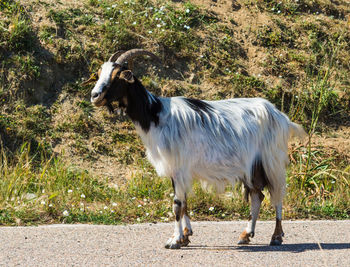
[0,0,349,225]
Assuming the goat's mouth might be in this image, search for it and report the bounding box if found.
[91,95,107,107]
[91,91,108,107]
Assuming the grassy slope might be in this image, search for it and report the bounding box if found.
[0,0,349,225]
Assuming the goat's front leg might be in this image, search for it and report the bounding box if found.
[165,178,188,249]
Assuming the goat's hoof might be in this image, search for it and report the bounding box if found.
[181,236,191,247]
[237,238,250,245]
[165,236,183,249]
[269,239,282,246]
[270,235,283,246]
[165,243,181,249]
[237,230,252,245]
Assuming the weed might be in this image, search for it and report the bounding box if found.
[0,0,349,225]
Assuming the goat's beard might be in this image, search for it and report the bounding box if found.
[92,98,107,107]
[105,100,126,115]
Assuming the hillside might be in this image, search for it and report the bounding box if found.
[0,0,349,225]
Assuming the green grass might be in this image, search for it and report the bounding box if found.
[0,0,349,225]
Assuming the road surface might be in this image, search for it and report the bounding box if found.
[1,220,349,266]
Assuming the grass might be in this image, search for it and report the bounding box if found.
[0,0,349,225]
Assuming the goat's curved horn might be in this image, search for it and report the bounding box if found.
[115,49,160,70]
[108,50,126,62]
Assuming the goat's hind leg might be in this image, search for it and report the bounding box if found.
[238,189,264,244]
[270,203,284,246]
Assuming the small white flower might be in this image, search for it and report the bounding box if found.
[112,4,117,8]
[80,194,85,198]
[277,10,281,14]
[63,210,69,217]
[279,75,282,78]
[104,206,108,210]
[162,29,165,32]
[146,212,149,216]
[109,18,113,20]
[42,189,45,193]
[190,211,194,216]
[155,17,159,20]
[124,1,128,4]
[138,204,142,208]
[80,202,84,206]
[112,202,118,207]
[100,211,103,214]
[164,218,169,221]
[222,213,226,217]
[80,208,84,211]
[209,206,215,211]
[49,204,53,207]
[137,218,141,222]
[186,8,190,13]
[132,197,136,200]
[120,10,123,14]
[157,24,161,28]
[169,193,174,197]
[149,6,153,10]
[133,21,136,25]
[40,200,45,205]
[149,30,153,34]
[68,189,73,193]
[143,199,148,202]
[331,180,335,184]
[111,210,115,213]
[107,7,111,10]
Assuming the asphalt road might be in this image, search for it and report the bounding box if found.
[1,220,349,266]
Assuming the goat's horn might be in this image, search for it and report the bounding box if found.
[115,49,160,69]
[108,50,126,62]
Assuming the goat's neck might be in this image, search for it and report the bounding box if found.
[124,78,162,132]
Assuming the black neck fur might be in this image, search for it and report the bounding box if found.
[121,78,162,132]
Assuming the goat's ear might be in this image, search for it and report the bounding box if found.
[119,70,134,83]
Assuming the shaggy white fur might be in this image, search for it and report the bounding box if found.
[136,96,305,206]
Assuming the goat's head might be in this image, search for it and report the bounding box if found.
[83,49,159,109]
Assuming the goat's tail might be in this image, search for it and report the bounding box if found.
[289,121,307,141]
[262,119,306,206]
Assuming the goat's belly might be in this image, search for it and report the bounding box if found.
[193,165,243,185]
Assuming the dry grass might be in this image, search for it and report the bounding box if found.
[0,0,349,225]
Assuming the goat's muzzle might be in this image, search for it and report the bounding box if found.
[91,92,107,107]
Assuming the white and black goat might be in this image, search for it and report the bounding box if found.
[84,49,306,249]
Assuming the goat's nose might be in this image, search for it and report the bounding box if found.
[91,92,99,99]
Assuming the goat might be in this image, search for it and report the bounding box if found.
[84,49,306,249]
